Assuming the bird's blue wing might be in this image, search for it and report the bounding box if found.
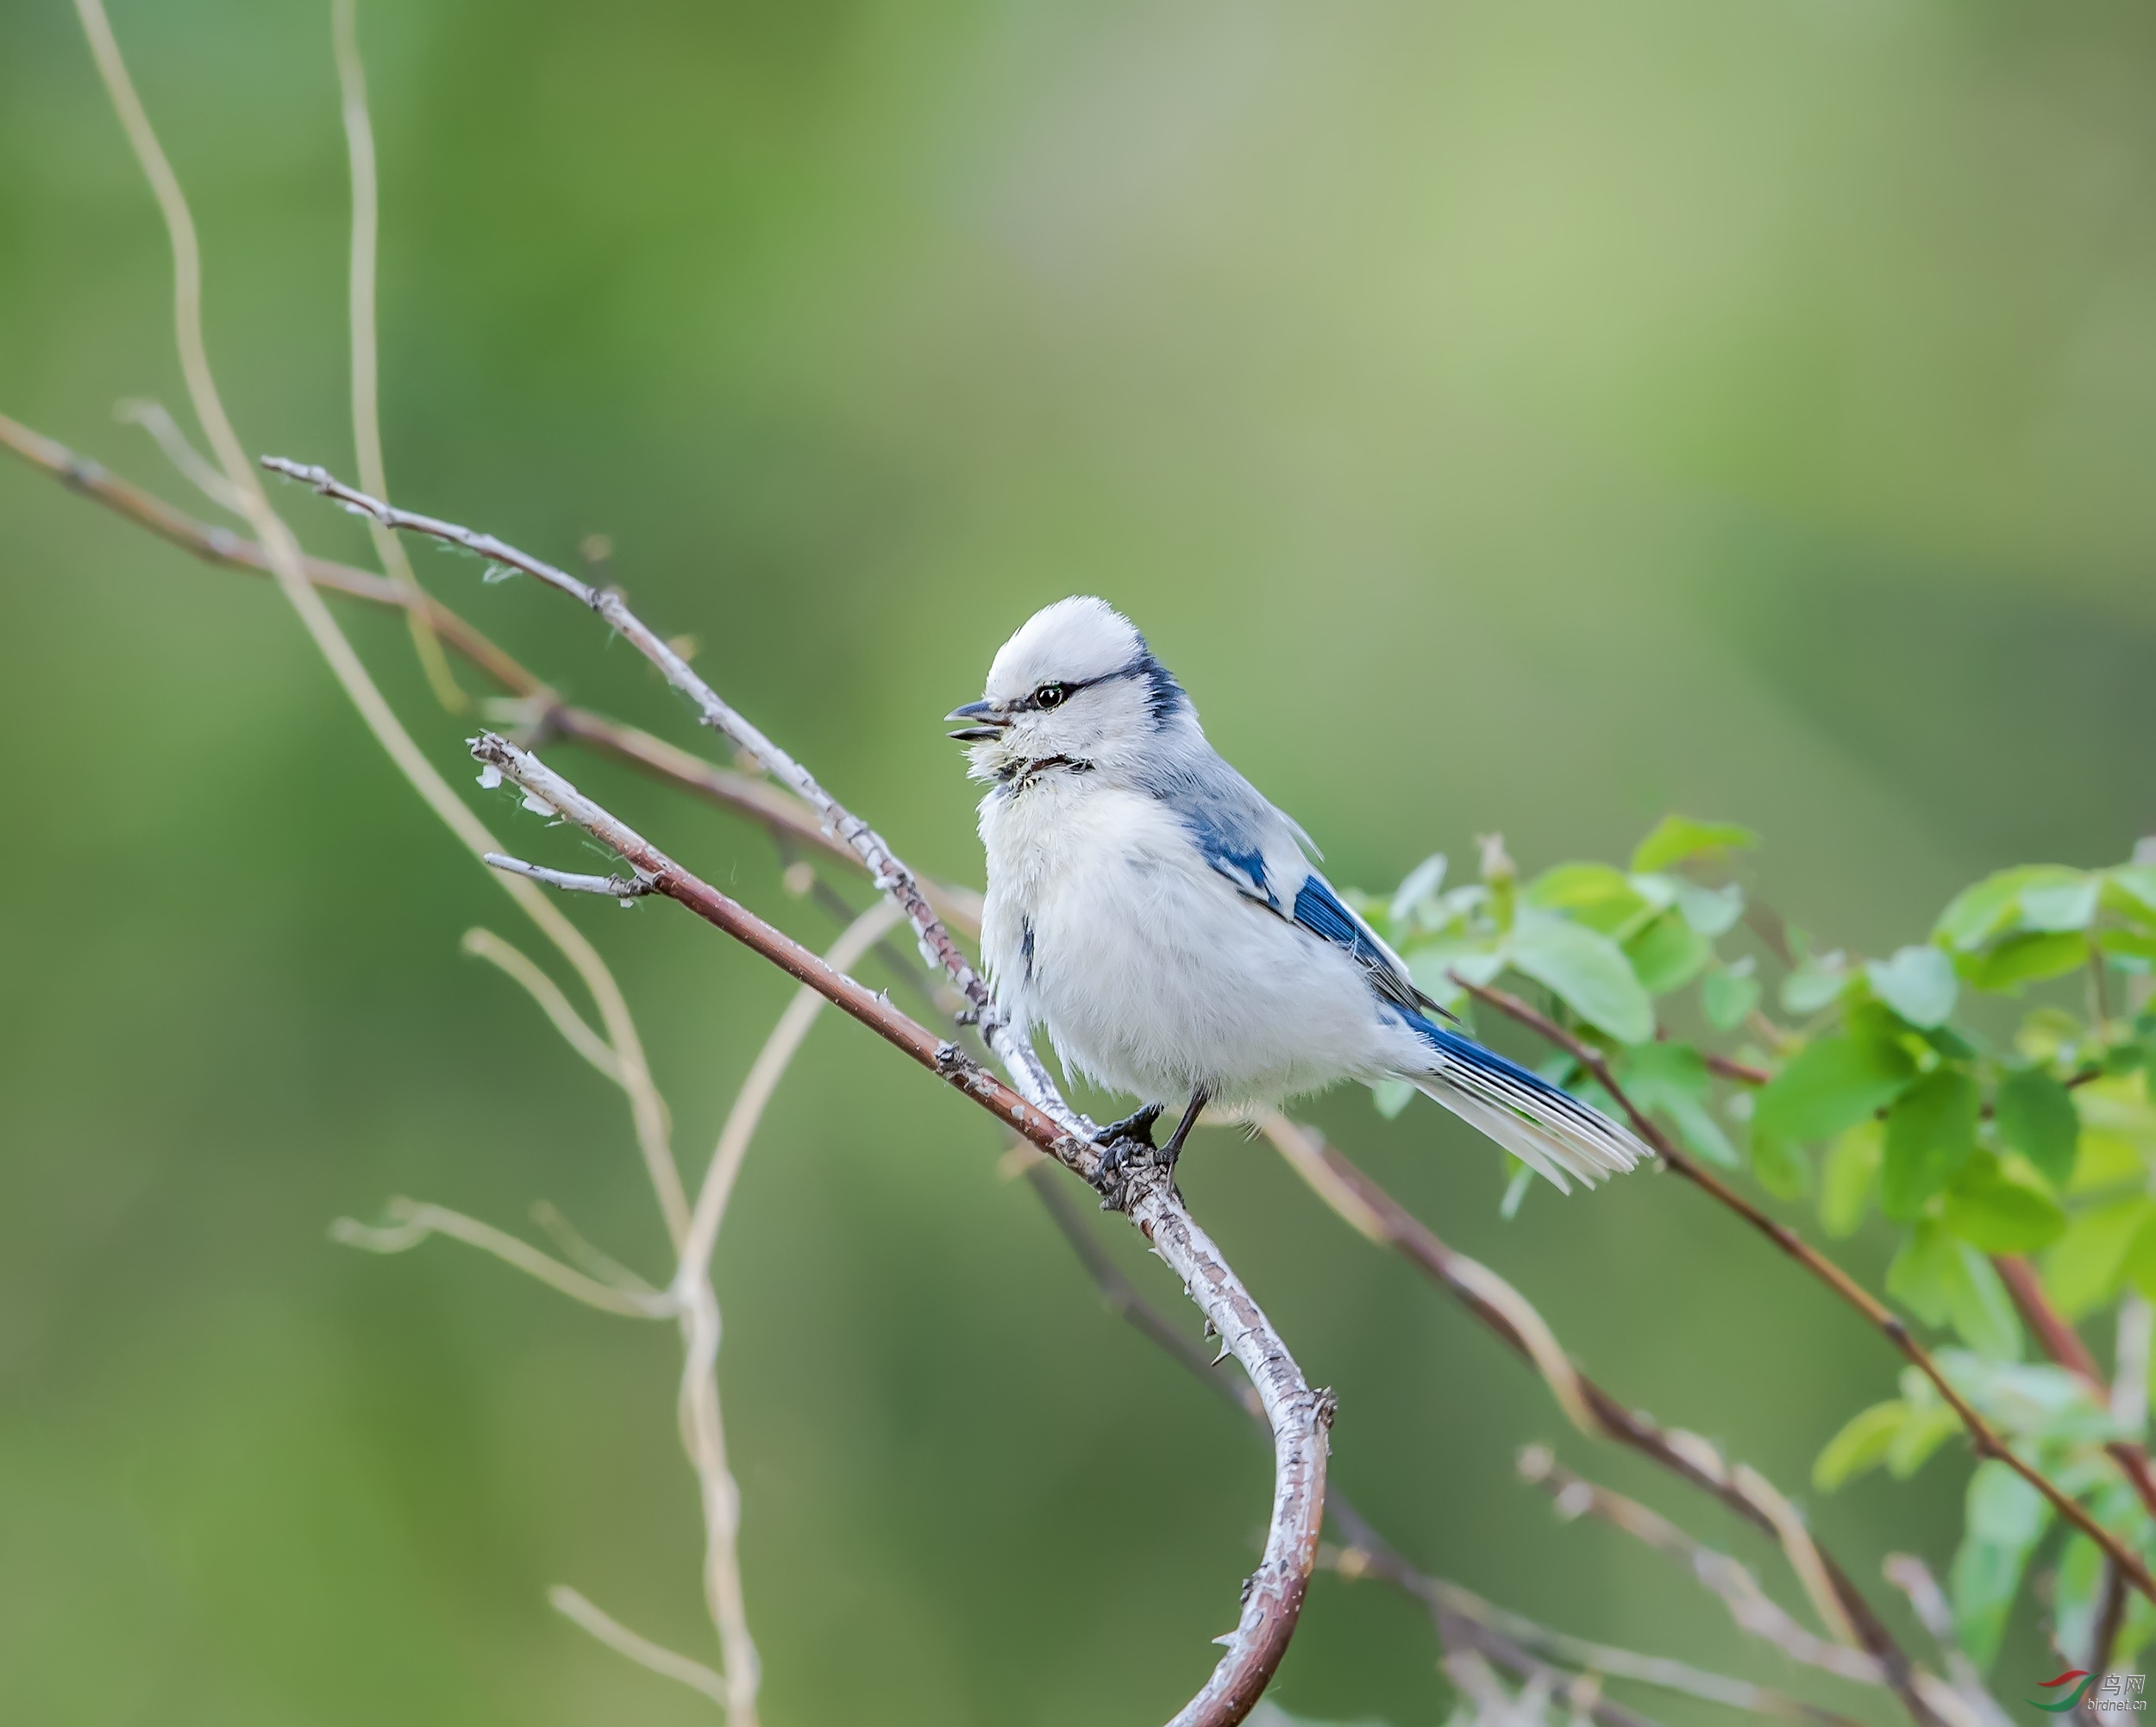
[1290,871,1428,1014]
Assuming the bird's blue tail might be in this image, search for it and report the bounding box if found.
[1401,1013,1647,1192]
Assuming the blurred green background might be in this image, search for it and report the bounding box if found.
[3,1,2154,1721]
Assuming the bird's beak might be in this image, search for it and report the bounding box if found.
[946,698,1006,742]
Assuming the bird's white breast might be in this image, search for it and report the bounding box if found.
[977,773,1396,1110]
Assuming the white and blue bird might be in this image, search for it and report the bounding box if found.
[948,597,1649,1191]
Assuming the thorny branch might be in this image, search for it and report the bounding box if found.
[1027,1165,1858,1725]
[1451,973,2156,1609]
[467,732,1331,1727]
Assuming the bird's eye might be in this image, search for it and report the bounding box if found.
[1034,683,1067,709]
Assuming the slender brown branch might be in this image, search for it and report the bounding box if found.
[1994,1257,2156,1524]
[1453,973,2156,1608]
[473,734,1329,1727]
[1516,1447,1883,1687]
[1031,1167,1846,1727]
[264,457,1050,1102]
[1263,1117,1946,1727]
[0,410,986,929]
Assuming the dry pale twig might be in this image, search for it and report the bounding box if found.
[260,438,1331,1723]
[67,2,686,1247]
[260,457,1035,1103]
[1515,1447,1882,1688]
[668,898,902,1723]
[331,0,465,710]
[1881,1558,2015,1727]
[548,1586,729,1706]
[1258,1116,1948,1725]
[332,1198,673,1320]
[0,409,982,926]
[1452,973,2156,1608]
[470,731,1332,1727]
[1031,1165,1852,1725]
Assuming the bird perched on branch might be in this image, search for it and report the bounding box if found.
[949,597,1647,1192]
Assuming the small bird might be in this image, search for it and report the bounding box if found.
[948,597,1647,1191]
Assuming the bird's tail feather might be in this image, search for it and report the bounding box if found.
[1403,1017,1648,1192]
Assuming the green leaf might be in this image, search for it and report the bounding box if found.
[2106,864,2156,919]
[1950,1461,2053,1671]
[1813,1400,1906,1491]
[2021,875,2101,933]
[1669,876,1745,937]
[1994,1069,2079,1189]
[1940,1154,2067,1253]
[2039,1197,2156,1320]
[1526,862,1651,937]
[1934,865,2090,951]
[1701,958,1760,1031]
[1865,946,1959,1029]
[1624,910,1714,997]
[1620,1042,1739,1167]
[1781,953,1852,1016]
[1881,1067,1980,1220]
[1887,1401,1963,1477]
[1507,912,1655,1044]
[1820,1120,1882,1237]
[1629,815,1759,875]
[1956,930,2090,993]
[1388,853,1448,929]
[1750,1129,1812,1199]
[1752,1033,1917,1147]
[2053,1534,2108,1671]
[1371,1079,1413,1119]
[1888,1220,2021,1357]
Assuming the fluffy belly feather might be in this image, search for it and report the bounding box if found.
[979,778,1391,1109]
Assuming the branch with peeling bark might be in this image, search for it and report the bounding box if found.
[1028,1166,1864,1726]
[468,730,1329,1726]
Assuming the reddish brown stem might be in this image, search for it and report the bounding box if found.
[1307,1136,1943,1727]
[1995,1256,2156,1523]
[1454,973,2156,1609]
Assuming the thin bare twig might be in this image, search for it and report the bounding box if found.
[65,6,687,1247]
[1516,1447,1881,1686]
[1033,1163,1852,1725]
[261,458,1036,1101]
[461,929,624,1085]
[1260,1115,1946,1727]
[331,1198,673,1319]
[475,732,1331,1727]
[332,0,466,710]
[0,410,986,934]
[671,899,901,1724]
[548,1586,728,1705]
[1882,1557,2015,1727]
[1994,1255,2156,1522]
[1452,973,2156,1608]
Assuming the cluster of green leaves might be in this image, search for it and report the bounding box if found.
[1357,824,2156,1674]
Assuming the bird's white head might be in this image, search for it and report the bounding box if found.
[948,596,1189,784]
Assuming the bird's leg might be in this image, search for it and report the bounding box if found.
[1091,1102,1162,1206]
[1156,1089,1209,1180]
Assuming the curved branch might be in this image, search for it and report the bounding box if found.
[1453,973,2156,1610]
[473,732,1331,1726]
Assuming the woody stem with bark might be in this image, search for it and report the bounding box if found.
[473,733,1330,1727]
[1451,973,2156,1607]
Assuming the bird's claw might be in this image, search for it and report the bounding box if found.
[1094,1104,1165,1211]
[1094,1103,1162,1151]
